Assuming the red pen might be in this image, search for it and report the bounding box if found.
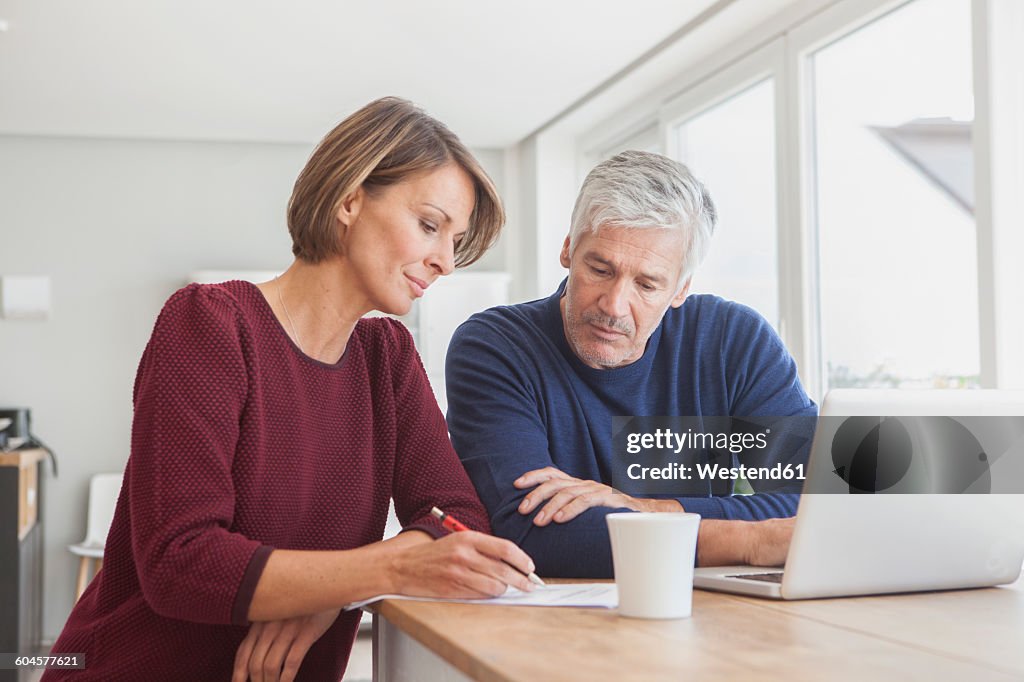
[431,506,546,586]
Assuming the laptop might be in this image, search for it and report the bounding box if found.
[693,389,1024,599]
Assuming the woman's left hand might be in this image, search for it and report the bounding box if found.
[232,608,341,682]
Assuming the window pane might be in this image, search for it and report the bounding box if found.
[674,78,779,328]
[812,0,977,389]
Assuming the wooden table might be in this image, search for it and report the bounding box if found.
[371,574,1024,681]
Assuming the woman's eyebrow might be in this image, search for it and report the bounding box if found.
[422,202,452,223]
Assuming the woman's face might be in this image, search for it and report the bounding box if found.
[338,163,476,316]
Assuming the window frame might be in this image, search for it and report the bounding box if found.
[660,40,786,332]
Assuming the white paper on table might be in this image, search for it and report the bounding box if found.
[344,582,618,611]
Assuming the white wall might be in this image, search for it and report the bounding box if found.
[0,134,506,640]
[464,147,508,272]
[507,131,580,303]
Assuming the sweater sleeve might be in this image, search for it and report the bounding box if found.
[446,318,624,578]
[128,286,271,626]
[384,320,491,539]
[679,304,818,521]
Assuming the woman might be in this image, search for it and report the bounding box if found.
[45,97,536,682]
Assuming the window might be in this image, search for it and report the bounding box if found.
[673,78,779,328]
[571,0,1021,393]
[809,0,977,389]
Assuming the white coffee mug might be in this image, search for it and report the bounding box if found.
[606,512,701,619]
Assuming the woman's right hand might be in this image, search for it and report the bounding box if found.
[388,531,538,598]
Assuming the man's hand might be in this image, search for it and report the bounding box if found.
[514,467,682,525]
[232,608,340,682]
[743,517,794,567]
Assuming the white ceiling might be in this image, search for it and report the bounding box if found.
[0,0,721,148]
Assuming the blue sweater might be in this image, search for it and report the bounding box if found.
[445,280,817,577]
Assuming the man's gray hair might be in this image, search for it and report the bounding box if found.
[568,150,717,285]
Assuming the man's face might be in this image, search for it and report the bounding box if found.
[560,226,691,369]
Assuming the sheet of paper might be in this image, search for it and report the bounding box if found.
[344,582,618,611]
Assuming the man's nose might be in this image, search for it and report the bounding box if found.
[598,278,630,320]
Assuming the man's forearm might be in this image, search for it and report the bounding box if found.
[695,518,793,567]
[677,492,799,521]
[497,505,625,578]
[632,498,685,513]
[695,519,751,566]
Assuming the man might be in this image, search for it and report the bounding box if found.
[446,151,817,578]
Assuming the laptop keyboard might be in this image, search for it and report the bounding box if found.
[726,572,784,583]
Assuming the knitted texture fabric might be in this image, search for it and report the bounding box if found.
[45,281,490,681]
[446,279,817,578]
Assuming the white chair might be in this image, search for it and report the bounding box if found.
[68,472,123,601]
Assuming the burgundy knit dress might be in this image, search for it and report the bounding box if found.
[44,281,491,681]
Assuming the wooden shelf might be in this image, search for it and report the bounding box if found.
[0,447,46,681]
[0,449,46,541]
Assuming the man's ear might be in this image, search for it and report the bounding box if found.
[335,186,365,237]
[670,277,692,308]
[559,235,572,269]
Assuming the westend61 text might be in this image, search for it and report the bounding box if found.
[626,462,805,481]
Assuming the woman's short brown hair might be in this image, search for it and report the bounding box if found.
[287,97,504,267]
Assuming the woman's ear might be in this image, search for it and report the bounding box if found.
[335,186,365,236]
